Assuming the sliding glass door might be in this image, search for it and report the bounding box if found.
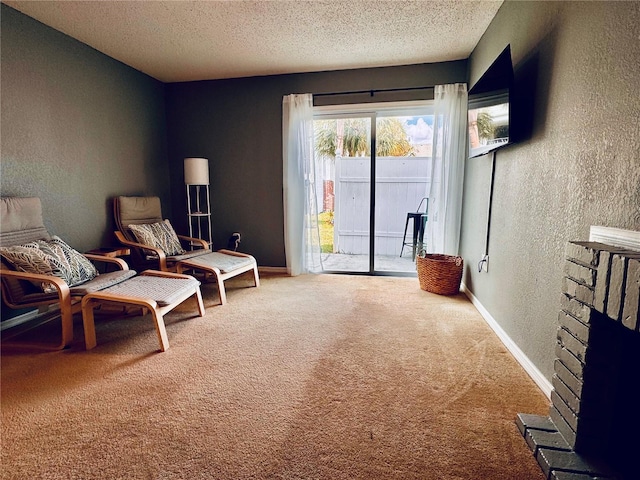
[314,114,372,273]
[373,112,432,272]
[313,102,433,275]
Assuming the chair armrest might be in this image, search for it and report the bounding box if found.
[177,234,209,250]
[84,254,129,270]
[1,267,77,347]
[114,230,168,270]
[0,268,70,291]
[0,267,71,306]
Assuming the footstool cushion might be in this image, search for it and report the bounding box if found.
[178,251,255,273]
[97,275,200,306]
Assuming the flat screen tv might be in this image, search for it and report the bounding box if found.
[468,45,514,158]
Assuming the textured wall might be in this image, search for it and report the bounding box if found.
[1,4,169,252]
[165,62,467,267]
[460,1,640,382]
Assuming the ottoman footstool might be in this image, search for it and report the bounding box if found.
[176,250,259,305]
[81,270,205,352]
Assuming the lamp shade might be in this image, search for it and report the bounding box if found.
[184,157,209,185]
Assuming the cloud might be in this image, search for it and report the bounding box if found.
[405,117,433,144]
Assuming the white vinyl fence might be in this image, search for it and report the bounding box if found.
[333,156,432,256]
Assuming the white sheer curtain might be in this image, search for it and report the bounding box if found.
[282,93,322,276]
[425,83,468,256]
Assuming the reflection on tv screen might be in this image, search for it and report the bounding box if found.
[468,102,509,158]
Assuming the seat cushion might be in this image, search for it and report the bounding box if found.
[177,251,255,274]
[128,220,186,256]
[69,269,137,295]
[115,196,163,228]
[0,197,50,244]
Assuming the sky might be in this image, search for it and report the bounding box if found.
[402,116,433,145]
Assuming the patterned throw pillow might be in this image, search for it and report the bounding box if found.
[38,236,99,287]
[0,236,98,293]
[128,220,186,256]
[0,243,58,293]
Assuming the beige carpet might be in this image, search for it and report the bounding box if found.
[1,274,549,479]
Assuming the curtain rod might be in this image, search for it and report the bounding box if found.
[314,86,435,98]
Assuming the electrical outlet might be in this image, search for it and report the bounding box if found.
[478,254,489,273]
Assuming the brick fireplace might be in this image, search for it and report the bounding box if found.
[517,240,639,480]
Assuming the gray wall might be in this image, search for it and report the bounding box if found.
[460,1,640,382]
[1,4,170,253]
[165,62,467,267]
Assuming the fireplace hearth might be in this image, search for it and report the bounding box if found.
[517,241,639,480]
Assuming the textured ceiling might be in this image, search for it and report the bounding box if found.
[3,0,503,83]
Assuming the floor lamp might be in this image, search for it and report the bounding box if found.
[184,157,212,248]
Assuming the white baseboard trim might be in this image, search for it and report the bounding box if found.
[461,282,553,400]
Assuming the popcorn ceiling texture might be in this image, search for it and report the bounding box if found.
[3,0,503,82]
[460,1,640,384]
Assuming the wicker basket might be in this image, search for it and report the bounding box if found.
[417,254,463,295]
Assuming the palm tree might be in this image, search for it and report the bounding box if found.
[314,118,414,158]
[342,119,370,156]
[377,118,414,156]
[315,119,339,158]
[475,112,494,142]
